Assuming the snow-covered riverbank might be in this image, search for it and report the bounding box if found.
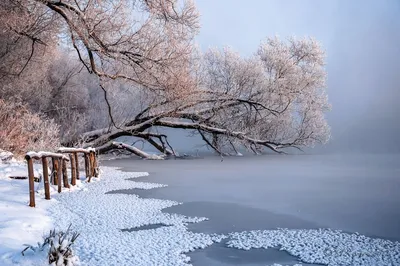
[0,161,87,265]
[0,164,222,265]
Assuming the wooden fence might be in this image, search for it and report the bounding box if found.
[25,148,98,207]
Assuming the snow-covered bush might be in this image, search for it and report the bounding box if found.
[22,225,80,266]
[48,227,80,266]
[0,99,60,158]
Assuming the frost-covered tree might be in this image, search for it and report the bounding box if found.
[32,0,199,94]
[0,0,59,110]
[1,0,330,157]
[83,37,331,156]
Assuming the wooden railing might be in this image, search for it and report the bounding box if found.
[25,148,99,207]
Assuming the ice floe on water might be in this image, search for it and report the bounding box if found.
[227,228,400,266]
[44,167,215,266]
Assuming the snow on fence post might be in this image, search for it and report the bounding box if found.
[70,154,76,186]
[57,147,98,182]
[62,159,70,189]
[42,157,50,200]
[25,155,35,207]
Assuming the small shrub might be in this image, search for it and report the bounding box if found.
[22,224,80,266]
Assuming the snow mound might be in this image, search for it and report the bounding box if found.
[0,149,13,162]
[227,228,400,266]
[0,161,41,180]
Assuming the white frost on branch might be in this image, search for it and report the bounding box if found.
[16,0,331,155]
[80,37,331,155]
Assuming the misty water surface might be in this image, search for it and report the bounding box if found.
[103,153,400,266]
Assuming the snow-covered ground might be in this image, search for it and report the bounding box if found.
[0,163,223,265]
[0,161,88,265]
[0,162,53,259]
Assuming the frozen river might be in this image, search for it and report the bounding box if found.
[102,153,400,265]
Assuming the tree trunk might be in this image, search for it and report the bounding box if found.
[112,142,164,160]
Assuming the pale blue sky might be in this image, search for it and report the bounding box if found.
[194,0,400,152]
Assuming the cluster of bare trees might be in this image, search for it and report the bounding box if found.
[0,99,60,157]
[0,0,331,158]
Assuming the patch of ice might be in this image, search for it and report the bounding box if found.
[270,264,302,266]
[122,181,167,190]
[227,228,400,266]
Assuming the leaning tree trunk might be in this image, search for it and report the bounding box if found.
[99,141,164,160]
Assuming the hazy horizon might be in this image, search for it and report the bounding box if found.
[193,0,400,154]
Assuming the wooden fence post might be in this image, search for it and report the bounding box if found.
[62,159,70,188]
[74,152,79,181]
[70,154,76,186]
[51,157,58,185]
[26,156,35,207]
[93,151,99,177]
[42,157,50,200]
[55,158,62,193]
[84,153,91,181]
[51,157,61,186]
